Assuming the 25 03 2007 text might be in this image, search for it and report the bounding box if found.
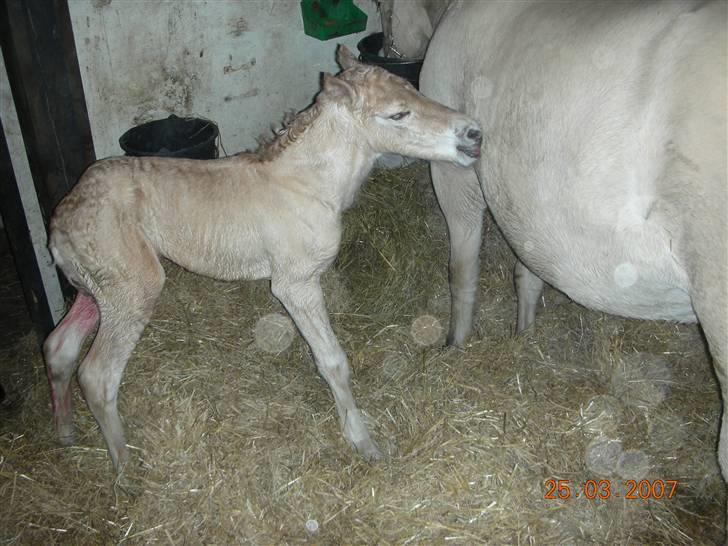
[544,479,678,500]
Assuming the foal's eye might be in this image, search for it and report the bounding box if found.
[388,111,410,121]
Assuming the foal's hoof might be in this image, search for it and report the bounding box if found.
[57,425,75,446]
[114,470,142,498]
[356,440,384,462]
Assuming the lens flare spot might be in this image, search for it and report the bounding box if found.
[471,75,494,101]
[579,395,623,437]
[411,314,443,346]
[614,262,638,288]
[585,437,623,476]
[254,313,295,354]
[617,450,651,480]
[611,353,672,407]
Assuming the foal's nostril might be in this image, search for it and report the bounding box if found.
[467,128,482,142]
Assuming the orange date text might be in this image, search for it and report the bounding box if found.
[544,479,678,500]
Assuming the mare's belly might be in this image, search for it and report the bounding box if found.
[499,213,696,323]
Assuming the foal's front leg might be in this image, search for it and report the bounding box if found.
[271,276,382,460]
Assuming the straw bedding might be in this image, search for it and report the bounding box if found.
[0,162,723,544]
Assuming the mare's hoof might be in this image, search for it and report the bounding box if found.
[444,334,467,349]
[515,324,534,337]
[441,339,467,353]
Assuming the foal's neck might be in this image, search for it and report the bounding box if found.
[273,105,377,213]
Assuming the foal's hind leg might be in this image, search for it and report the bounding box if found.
[77,310,155,470]
[271,275,382,460]
[77,238,165,471]
[44,292,99,443]
[431,162,485,347]
[514,260,544,334]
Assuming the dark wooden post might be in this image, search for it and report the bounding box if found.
[0,118,57,335]
[0,0,95,337]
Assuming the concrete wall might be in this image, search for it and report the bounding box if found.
[68,0,381,159]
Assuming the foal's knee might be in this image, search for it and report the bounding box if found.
[44,333,75,378]
[319,350,351,386]
[44,294,99,377]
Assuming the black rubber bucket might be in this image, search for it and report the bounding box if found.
[356,32,423,89]
[119,114,219,159]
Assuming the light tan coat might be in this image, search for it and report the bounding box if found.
[43,46,482,471]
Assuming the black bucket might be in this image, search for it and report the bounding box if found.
[119,115,219,159]
[356,32,423,89]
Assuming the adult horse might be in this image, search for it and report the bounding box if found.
[420,0,727,520]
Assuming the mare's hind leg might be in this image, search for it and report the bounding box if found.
[514,260,544,334]
[691,272,728,527]
[77,235,165,471]
[43,292,99,443]
[271,275,382,461]
[431,161,485,347]
[681,180,728,527]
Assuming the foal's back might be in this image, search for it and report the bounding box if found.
[51,154,278,283]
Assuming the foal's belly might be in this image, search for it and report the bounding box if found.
[156,230,272,282]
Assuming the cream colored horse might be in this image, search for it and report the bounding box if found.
[417,0,726,526]
[43,46,482,471]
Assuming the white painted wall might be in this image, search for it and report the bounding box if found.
[68,0,381,159]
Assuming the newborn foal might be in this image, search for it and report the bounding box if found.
[44,46,482,471]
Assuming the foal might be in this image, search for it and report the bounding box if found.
[43,46,482,471]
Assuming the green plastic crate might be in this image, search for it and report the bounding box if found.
[300,0,367,41]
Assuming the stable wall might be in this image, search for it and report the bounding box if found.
[68,0,381,159]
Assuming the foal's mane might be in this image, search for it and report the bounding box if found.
[253,100,323,162]
[249,65,380,162]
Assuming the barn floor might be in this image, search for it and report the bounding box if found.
[0,163,724,544]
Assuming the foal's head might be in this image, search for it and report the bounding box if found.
[319,46,482,167]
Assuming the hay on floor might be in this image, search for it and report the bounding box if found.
[0,162,723,544]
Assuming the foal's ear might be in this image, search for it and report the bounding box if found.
[321,73,355,104]
[336,44,361,70]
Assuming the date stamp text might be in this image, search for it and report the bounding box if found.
[544,479,678,500]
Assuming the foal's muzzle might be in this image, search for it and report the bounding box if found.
[456,123,483,161]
